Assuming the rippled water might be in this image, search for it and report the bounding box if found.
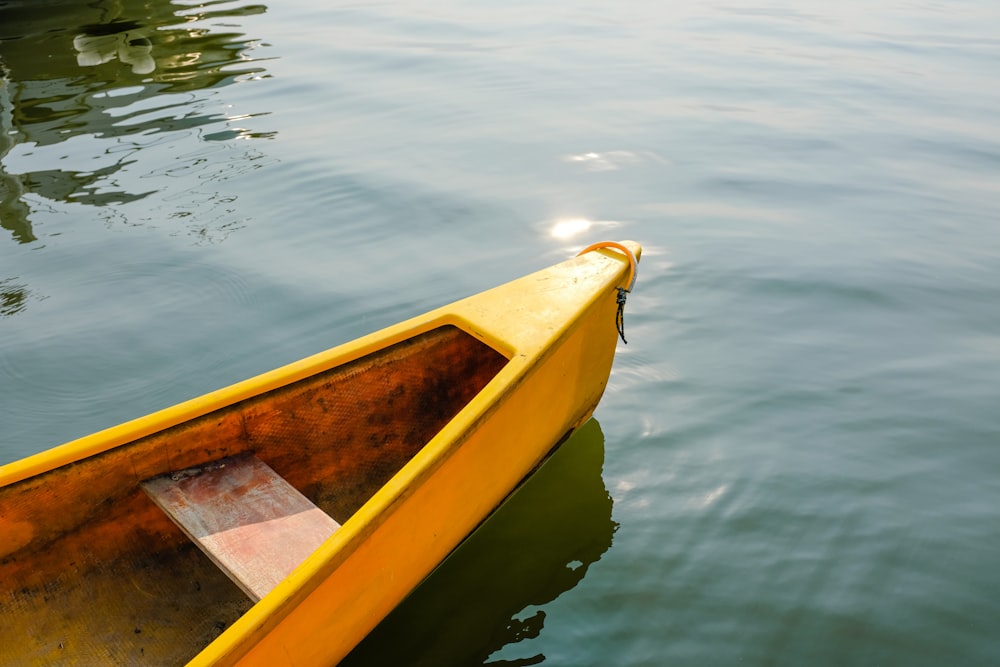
[2,1,999,665]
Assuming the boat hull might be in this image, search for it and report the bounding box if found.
[0,241,641,666]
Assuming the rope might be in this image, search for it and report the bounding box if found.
[577,242,639,344]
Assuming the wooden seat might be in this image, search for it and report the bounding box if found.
[142,453,341,602]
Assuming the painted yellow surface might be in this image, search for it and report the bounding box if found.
[0,241,641,666]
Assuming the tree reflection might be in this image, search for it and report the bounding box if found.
[0,0,273,246]
[0,278,34,317]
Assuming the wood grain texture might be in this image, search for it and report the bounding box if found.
[142,454,340,602]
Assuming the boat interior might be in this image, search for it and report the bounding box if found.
[0,325,509,664]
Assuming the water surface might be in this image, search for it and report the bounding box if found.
[2,1,999,664]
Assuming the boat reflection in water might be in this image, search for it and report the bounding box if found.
[343,418,618,667]
[0,0,273,246]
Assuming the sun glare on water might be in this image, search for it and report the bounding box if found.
[551,218,592,239]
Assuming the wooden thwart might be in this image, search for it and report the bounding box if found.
[142,453,341,602]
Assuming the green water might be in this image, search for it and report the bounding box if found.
[2,1,999,665]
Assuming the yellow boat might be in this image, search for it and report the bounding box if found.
[0,240,641,666]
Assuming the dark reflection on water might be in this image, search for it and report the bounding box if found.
[0,0,272,244]
[0,277,34,317]
[343,418,617,667]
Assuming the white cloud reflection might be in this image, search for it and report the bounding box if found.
[564,150,667,172]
